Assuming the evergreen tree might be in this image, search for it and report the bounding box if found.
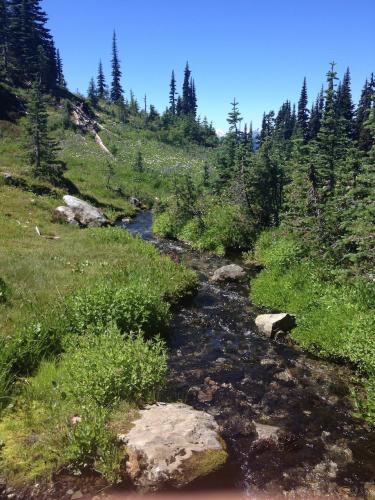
[56,48,65,87]
[355,74,374,151]
[169,70,176,115]
[134,150,144,172]
[297,77,309,142]
[97,59,107,99]
[110,31,123,103]
[227,98,242,135]
[182,62,191,114]
[0,0,9,79]
[337,67,354,139]
[87,77,98,107]
[26,78,60,181]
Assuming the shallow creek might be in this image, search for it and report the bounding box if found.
[120,211,375,499]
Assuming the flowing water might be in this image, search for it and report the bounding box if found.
[120,211,375,499]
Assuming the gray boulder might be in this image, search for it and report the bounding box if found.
[119,402,227,491]
[211,264,246,283]
[53,206,79,225]
[255,313,296,338]
[54,195,108,227]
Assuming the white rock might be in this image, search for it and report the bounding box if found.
[61,195,108,227]
[253,422,280,443]
[53,206,79,225]
[121,402,227,491]
[255,313,296,338]
[211,264,246,283]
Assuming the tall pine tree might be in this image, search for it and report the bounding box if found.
[110,31,123,103]
[97,59,107,99]
[169,69,176,115]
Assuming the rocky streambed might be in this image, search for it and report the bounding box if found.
[119,211,375,499]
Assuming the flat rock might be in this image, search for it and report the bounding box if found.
[54,195,108,227]
[211,264,246,283]
[120,402,227,491]
[253,422,280,443]
[255,313,296,338]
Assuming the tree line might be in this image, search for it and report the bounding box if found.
[212,63,374,274]
[0,0,65,91]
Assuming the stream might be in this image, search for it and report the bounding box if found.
[120,211,375,499]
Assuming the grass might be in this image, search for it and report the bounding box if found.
[0,92,204,487]
[250,229,375,422]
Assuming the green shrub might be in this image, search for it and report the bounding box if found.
[65,282,170,338]
[153,211,181,239]
[0,327,167,485]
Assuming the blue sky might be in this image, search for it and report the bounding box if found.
[43,0,374,132]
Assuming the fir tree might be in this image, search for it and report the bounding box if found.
[56,49,65,87]
[87,77,98,107]
[110,31,123,103]
[134,150,144,172]
[182,62,191,114]
[337,68,354,139]
[297,77,309,142]
[227,98,242,135]
[0,0,9,79]
[26,78,60,181]
[355,74,374,151]
[169,70,176,115]
[97,59,107,99]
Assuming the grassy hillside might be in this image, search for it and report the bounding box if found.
[0,89,202,487]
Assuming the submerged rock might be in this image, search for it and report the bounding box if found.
[365,483,375,499]
[120,402,227,491]
[255,313,296,338]
[211,264,246,283]
[54,195,108,227]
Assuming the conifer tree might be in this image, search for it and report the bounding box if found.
[355,74,374,151]
[97,59,107,99]
[110,31,123,103]
[26,78,60,181]
[87,77,98,107]
[227,98,242,135]
[0,0,9,79]
[182,62,191,114]
[169,70,176,115]
[337,68,354,139]
[297,77,309,142]
[56,48,65,87]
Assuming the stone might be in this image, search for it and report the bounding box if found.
[211,264,246,283]
[129,196,142,208]
[62,195,108,227]
[364,483,375,499]
[121,402,227,491]
[255,313,296,338]
[71,491,83,500]
[253,422,280,443]
[53,206,79,225]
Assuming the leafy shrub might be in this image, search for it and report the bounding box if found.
[65,282,170,338]
[153,211,181,239]
[0,327,167,485]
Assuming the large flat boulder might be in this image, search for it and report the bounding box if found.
[211,264,246,283]
[119,402,227,491]
[255,313,296,338]
[54,195,108,227]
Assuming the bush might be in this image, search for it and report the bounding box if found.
[65,281,170,338]
[0,327,167,485]
[153,211,181,239]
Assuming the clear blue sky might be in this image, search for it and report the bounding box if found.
[42,0,374,132]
